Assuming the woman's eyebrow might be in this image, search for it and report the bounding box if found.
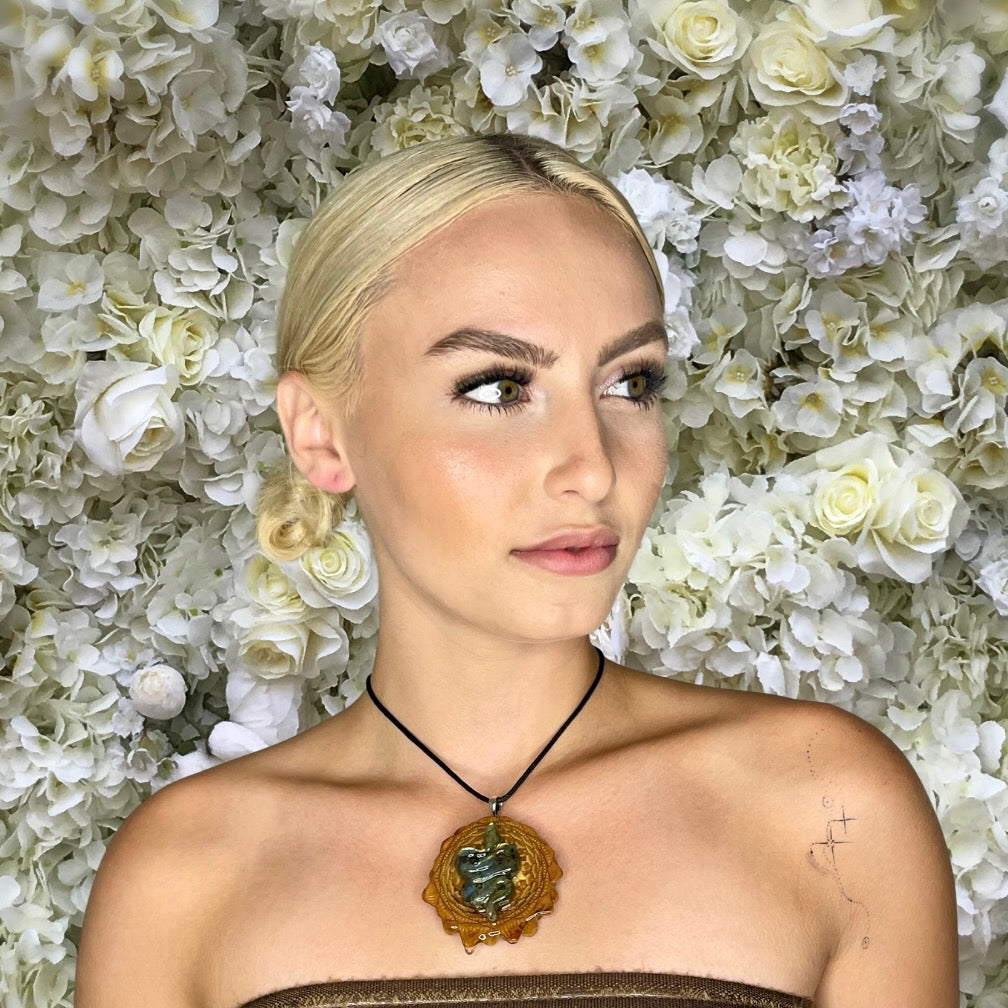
[423,319,668,368]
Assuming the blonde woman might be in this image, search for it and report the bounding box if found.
[75,133,958,1008]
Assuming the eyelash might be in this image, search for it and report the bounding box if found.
[451,359,668,415]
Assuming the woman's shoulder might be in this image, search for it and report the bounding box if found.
[612,662,945,887]
[619,663,956,979]
[77,761,262,1007]
[615,661,916,793]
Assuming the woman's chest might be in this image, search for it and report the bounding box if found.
[197,775,832,1008]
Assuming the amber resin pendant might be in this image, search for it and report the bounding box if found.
[422,814,562,953]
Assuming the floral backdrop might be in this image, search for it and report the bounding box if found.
[1,0,1007,1003]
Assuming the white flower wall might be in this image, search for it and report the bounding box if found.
[1,0,1007,1002]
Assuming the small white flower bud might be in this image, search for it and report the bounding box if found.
[130,665,187,719]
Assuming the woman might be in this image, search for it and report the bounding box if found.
[75,133,958,1008]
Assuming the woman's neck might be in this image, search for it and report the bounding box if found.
[360,627,606,803]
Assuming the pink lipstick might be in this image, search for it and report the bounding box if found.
[511,528,619,576]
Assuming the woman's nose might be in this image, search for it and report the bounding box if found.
[541,401,617,504]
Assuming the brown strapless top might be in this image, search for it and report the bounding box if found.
[237,971,815,1008]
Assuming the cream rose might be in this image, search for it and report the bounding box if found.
[243,554,307,619]
[236,617,310,680]
[139,306,219,386]
[746,20,849,124]
[788,434,967,582]
[813,461,882,537]
[868,468,968,581]
[283,521,378,620]
[645,0,752,80]
[74,360,184,475]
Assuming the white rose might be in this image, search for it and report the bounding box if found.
[863,468,969,582]
[813,460,885,537]
[207,720,269,760]
[130,664,187,719]
[74,361,184,475]
[283,521,378,620]
[644,0,752,80]
[795,0,896,47]
[139,306,220,386]
[216,668,301,749]
[746,19,849,125]
[236,617,310,680]
[243,554,307,619]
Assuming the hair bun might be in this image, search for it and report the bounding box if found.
[256,461,347,563]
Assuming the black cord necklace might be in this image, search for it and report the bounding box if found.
[364,646,606,953]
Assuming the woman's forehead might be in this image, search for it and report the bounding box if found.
[396,191,638,273]
[379,192,652,310]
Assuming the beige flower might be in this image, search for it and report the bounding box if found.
[730,111,847,222]
[746,19,849,124]
[139,306,219,386]
[644,0,752,80]
[813,461,884,537]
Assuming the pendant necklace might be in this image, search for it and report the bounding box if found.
[364,646,605,953]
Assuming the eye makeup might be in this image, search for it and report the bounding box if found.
[452,365,534,413]
[450,357,668,415]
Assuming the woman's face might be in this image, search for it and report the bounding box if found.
[333,191,668,644]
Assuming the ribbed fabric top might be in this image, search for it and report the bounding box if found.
[237,971,815,1008]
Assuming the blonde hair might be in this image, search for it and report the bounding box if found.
[257,132,665,563]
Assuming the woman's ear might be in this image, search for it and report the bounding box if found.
[275,372,356,495]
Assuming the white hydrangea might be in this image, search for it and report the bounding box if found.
[512,0,566,51]
[958,177,1008,269]
[478,33,542,107]
[565,2,635,83]
[613,166,700,253]
[35,253,104,313]
[0,531,39,621]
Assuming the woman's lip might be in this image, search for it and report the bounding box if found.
[511,544,618,576]
[517,529,620,551]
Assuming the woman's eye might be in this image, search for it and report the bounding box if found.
[453,368,532,413]
[606,364,666,405]
[610,374,649,400]
[464,378,524,405]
